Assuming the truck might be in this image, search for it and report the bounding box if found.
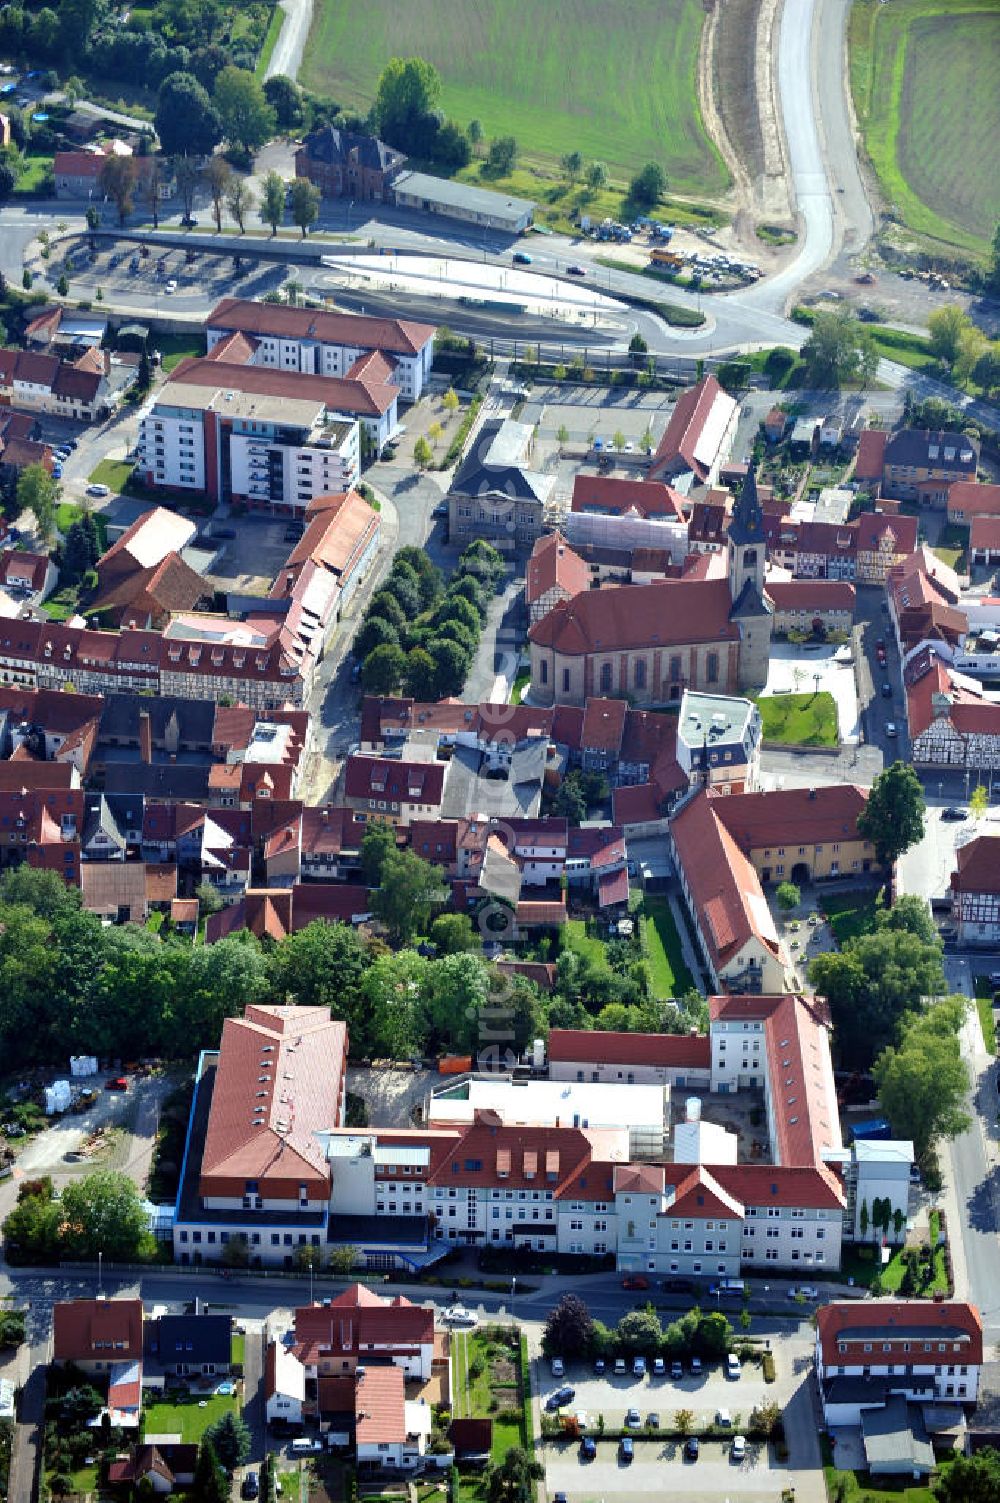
[649,247,684,270]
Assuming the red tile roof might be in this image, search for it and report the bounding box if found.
[199,1005,347,1198]
[354,1364,405,1446]
[571,474,685,520]
[906,654,996,739]
[53,1298,143,1362]
[952,835,1000,896]
[596,865,629,907]
[580,695,627,753]
[712,785,870,854]
[650,375,732,481]
[170,355,398,417]
[668,1164,744,1220]
[970,514,1000,549]
[612,782,665,825]
[343,755,445,808]
[816,1301,983,1369]
[277,490,379,588]
[207,297,435,358]
[947,480,1000,519]
[525,531,589,605]
[670,792,781,970]
[766,579,856,613]
[854,429,887,482]
[548,1028,711,1070]
[854,511,918,554]
[294,1286,433,1366]
[529,578,738,653]
[711,1163,845,1210]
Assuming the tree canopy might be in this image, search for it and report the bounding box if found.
[858,761,925,876]
[214,65,275,155]
[800,309,879,387]
[874,997,970,1161]
[155,71,222,157]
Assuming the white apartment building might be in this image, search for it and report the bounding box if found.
[205,299,436,402]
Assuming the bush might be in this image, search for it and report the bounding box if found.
[775,881,801,911]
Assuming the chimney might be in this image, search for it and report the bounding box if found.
[138,711,152,765]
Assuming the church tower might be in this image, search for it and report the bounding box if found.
[727,463,773,692]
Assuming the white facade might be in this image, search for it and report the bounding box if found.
[266,1341,305,1427]
[206,328,433,402]
[550,1055,711,1091]
[139,408,206,493]
[740,1202,842,1272]
[228,425,359,512]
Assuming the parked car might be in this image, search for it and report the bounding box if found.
[646,1411,660,1429]
[86,483,111,497]
[622,1274,649,1290]
[181,215,199,228]
[432,502,448,518]
[670,1360,683,1380]
[685,1436,700,1461]
[579,1436,596,1460]
[512,251,532,265]
[241,1474,259,1500]
[546,1385,575,1410]
[788,1285,819,1300]
[550,1357,564,1377]
[689,1357,702,1376]
[593,1358,605,1375]
[566,263,586,276]
[613,1358,626,1376]
[726,1353,741,1379]
[652,1358,665,1377]
[731,1434,747,1462]
[105,1076,128,1092]
[624,1408,641,1428]
[51,462,62,477]
[619,1437,633,1463]
[442,1307,477,1326]
[632,1356,645,1377]
[941,807,966,821]
[881,682,892,698]
[886,722,898,738]
[164,278,178,294]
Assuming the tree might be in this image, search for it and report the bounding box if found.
[973,346,1000,398]
[875,998,970,1161]
[213,65,276,156]
[955,325,988,385]
[372,56,442,147]
[427,420,444,449]
[263,73,303,130]
[413,435,432,469]
[750,1400,782,1438]
[204,1409,251,1472]
[17,463,58,542]
[371,849,442,945]
[204,154,231,232]
[98,154,137,227]
[858,761,925,884]
[56,272,68,297]
[485,135,517,176]
[429,912,476,955]
[289,176,320,237]
[0,1307,24,1349]
[174,154,200,221]
[616,1307,662,1353]
[587,160,608,190]
[468,118,483,154]
[859,1199,869,1238]
[484,1446,543,1503]
[224,173,254,234]
[328,1244,358,1275]
[268,920,369,1014]
[60,1170,154,1261]
[0,158,16,203]
[809,927,945,1069]
[360,820,398,887]
[928,304,971,366]
[155,71,222,157]
[560,150,583,182]
[629,161,666,207]
[195,879,223,916]
[404,645,438,699]
[192,1439,231,1503]
[258,169,285,233]
[800,309,875,387]
[442,387,460,414]
[361,643,406,693]
[878,893,937,945]
[85,204,101,248]
[674,1407,694,1436]
[970,784,989,820]
[354,615,400,661]
[939,1450,1000,1502]
[543,1293,594,1360]
[552,777,587,826]
[775,881,801,911]
[221,1233,250,1268]
[141,154,163,230]
[426,636,470,697]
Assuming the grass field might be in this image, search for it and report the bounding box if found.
[88,457,134,493]
[819,888,883,945]
[154,330,205,372]
[300,0,729,194]
[756,691,839,747]
[849,0,1000,256]
[142,1391,238,1443]
[637,895,694,999]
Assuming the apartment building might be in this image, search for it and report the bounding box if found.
[137,382,360,513]
[676,690,762,793]
[206,299,435,403]
[881,429,979,507]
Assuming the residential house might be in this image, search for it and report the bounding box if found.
[815,1300,983,1426]
[91,507,205,628]
[763,407,788,443]
[950,835,1000,947]
[946,480,1000,526]
[0,685,102,772]
[648,375,738,488]
[766,578,856,635]
[547,1029,712,1090]
[970,516,1000,566]
[203,882,372,943]
[145,1311,232,1378]
[881,429,979,508]
[294,127,406,205]
[855,513,919,585]
[107,1444,198,1494]
[905,651,1000,770]
[269,489,381,630]
[0,407,53,481]
[669,789,792,994]
[525,532,589,623]
[343,755,446,827]
[293,1284,435,1381]
[53,1297,144,1372]
[712,784,876,883]
[0,548,57,602]
[206,298,435,404]
[265,1340,306,1429]
[854,429,888,491]
[675,689,762,793]
[0,346,110,421]
[353,1365,433,1474]
[0,784,83,885]
[53,145,173,200]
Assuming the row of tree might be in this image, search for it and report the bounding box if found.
[357,540,505,699]
[542,1292,734,1363]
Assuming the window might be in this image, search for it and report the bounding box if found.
[634,659,646,690]
[540,659,548,685]
[600,662,613,692]
[706,652,719,684]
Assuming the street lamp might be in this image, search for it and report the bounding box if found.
[510,1275,516,1330]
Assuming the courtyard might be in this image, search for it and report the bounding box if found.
[760,640,860,744]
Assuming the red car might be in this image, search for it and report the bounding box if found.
[622,1275,650,1290]
[105,1076,129,1092]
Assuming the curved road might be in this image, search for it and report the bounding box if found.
[264,0,313,82]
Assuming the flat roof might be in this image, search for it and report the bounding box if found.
[678,689,756,750]
[394,170,535,220]
[156,380,324,426]
[427,1074,667,1130]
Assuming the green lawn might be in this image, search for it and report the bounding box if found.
[450,163,725,238]
[154,330,206,373]
[824,1457,952,1503]
[820,888,883,945]
[88,457,134,493]
[755,691,839,747]
[848,0,1000,255]
[509,668,530,705]
[142,1390,238,1443]
[300,0,729,194]
[55,502,108,548]
[255,1,285,76]
[14,153,53,195]
[43,586,81,622]
[637,895,694,999]
[562,918,608,968]
[231,1330,246,1367]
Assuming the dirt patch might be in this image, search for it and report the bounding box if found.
[706,0,792,242]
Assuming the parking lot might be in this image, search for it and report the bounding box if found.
[203,516,304,593]
[44,235,286,310]
[544,1431,777,1501]
[537,1353,778,1432]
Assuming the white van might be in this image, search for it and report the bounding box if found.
[291,1438,322,1454]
